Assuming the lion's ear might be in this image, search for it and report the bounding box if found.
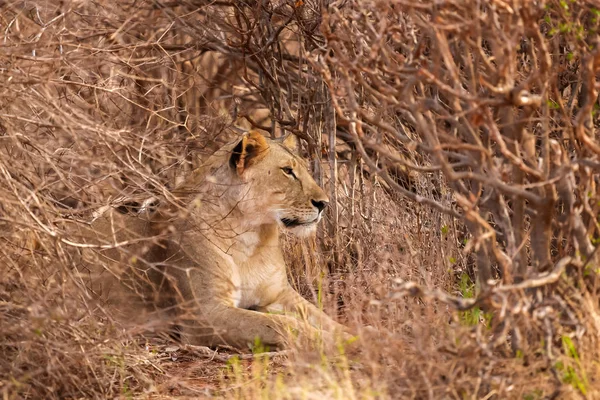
[280,133,298,152]
[229,130,269,175]
[273,133,298,153]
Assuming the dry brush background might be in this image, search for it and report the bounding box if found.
[2,0,600,398]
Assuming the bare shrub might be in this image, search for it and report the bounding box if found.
[316,0,600,397]
[2,0,600,398]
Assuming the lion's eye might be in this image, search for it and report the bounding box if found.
[282,166,296,179]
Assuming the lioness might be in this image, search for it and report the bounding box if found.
[77,131,347,349]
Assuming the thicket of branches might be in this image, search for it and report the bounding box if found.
[2,0,600,398]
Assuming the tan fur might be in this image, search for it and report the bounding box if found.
[75,131,347,349]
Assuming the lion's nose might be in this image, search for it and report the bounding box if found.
[311,199,328,212]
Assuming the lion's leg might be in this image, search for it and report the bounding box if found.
[264,287,349,335]
[179,303,321,350]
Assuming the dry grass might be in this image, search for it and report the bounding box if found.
[2,0,600,399]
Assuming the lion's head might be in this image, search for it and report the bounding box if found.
[224,131,329,236]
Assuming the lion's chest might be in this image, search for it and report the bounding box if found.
[229,236,286,309]
[231,266,284,309]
